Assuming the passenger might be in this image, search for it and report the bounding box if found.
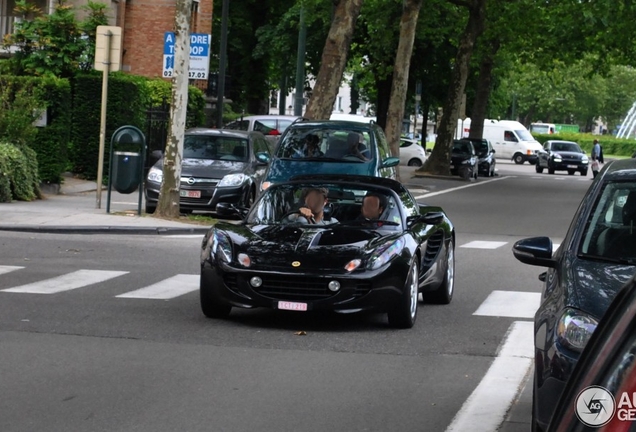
[293,134,324,158]
[359,192,387,220]
[347,132,370,161]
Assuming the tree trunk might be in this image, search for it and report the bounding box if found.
[468,38,500,140]
[156,0,192,218]
[418,0,486,176]
[304,0,364,120]
[384,0,423,169]
[374,75,393,129]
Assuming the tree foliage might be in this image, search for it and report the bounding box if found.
[1,0,109,78]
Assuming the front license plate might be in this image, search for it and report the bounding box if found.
[449,165,454,169]
[278,301,308,311]
[567,165,577,169]
[180,190,201,198]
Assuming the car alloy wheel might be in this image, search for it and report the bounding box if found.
[388,260,419,329]
[408,158,422,167]
[425,238,455,304]
[514,153,525,164]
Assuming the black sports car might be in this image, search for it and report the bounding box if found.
[199,175,455,328]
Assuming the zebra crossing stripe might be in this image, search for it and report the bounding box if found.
[473,290,541,318]
[460,241,508,249]
[1,269,129,294]
[116,274,199,299]
[0,265,24,275]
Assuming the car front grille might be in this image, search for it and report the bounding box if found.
[224,273,372,301]
[422,230,444,269]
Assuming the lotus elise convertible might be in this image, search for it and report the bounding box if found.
[199,175,455,328]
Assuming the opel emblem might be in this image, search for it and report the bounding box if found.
[291,261,301,267]
[187,177,196,185]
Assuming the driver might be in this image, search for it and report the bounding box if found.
[286,187,338,225]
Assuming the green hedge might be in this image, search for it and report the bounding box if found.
[533,133,636,157]
[0,75,71,184]
[0,141,40,202]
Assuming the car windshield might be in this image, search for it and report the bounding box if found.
[516,129,534,141]
[579,181,636,262]
[470,140,488,155]
[246,182,402,229]
[452,141,473,154]
[532,125,550,134]
[275,127,371,162]
[183,135,249,161]
[552,142,582,153]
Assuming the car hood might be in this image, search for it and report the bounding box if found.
[157,158,248,179]
[220,223,399,272]
[566,256,636,319]
[266,159,373,183]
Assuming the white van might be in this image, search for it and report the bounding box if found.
[530,122,556,134]
[456,118,543,164]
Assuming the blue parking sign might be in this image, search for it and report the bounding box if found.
[162,32,211,79]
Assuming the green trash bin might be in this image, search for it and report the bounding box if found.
[112,151,141,194]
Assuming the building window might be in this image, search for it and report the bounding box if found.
[190,0,199,32]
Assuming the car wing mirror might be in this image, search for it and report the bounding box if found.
[512,236,557,268]
[216,202,243,217]
[381,157,400,168]
[255,152,270,165]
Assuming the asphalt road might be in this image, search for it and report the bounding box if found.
[0,160,592,432]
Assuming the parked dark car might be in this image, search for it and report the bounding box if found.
[536,140,589,176]
[144,129,271,214]
[200,175,455,328]
[457,137,496,177]
[546,274,636,431]
[451,139,479,180]
[261,120,399,190]
[512,158,636,431]
[224,115,300,151]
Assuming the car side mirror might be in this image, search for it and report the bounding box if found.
[381,157,400,168]
[491,149,496,154]
[216,202,243,217]
[512,236,557,268]
[255,152,270,165]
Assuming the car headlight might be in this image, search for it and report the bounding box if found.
[218,173,248,187]
[552,153,563,162]
[556,308,598,352]
[367,238,405,270]
[147,167,163,183]
[261,181,272,191]
[581,155,589,163]
[208,229,232,262]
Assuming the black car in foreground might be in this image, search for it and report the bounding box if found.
[546,274,636,431]
[200,175,455,328]
[536,140,589,176]
[512,158,636,431]
[450,139,479,180]
[145,129,271,214]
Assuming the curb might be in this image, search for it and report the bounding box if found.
[0,225,210,235]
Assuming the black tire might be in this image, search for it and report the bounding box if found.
[407,158,422,167]
[567,170,575,175]
[458,166,471,180]
[245,186,256,207]
[145,203,156,214]
[200,274,231,318]
[387,260,419,329]
[513,153,525,164]
[548,165,555,175]
[580,169,588,176]
[424,238,455,304]
[535,164,544,174]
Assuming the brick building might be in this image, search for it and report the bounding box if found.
[1,0,213,83]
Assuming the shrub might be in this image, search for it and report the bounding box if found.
[0,141,40,202]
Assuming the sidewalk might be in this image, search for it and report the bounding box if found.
[0,168,443,234]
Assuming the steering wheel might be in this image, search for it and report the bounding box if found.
[281,209,314,224]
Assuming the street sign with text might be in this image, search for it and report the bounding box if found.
[162,32,211,79]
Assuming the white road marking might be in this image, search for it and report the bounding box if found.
[1,269,128,294]
[413,176,512,199]
[445,321,534,432]
[460,241,508,249]
[473,290,541,318]
[116,274,199,299]
[530,176,543,179]
[0,265,24,275]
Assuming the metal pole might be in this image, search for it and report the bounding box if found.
[294,6,306,116]
[216,0,229,128]
[96,30,112,209]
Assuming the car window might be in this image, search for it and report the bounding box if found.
[225,120,249,131]
[400,140,413,148]
[515,129,533,141]
[278,120,293,133]
[504,130,518,142]
[275,127,370,161]
[183,135,248,161]
[253,136,270,155]
[254,120,277,134]
[580,182,636,260]
[553,142,582,153]
[376,128,390,158]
